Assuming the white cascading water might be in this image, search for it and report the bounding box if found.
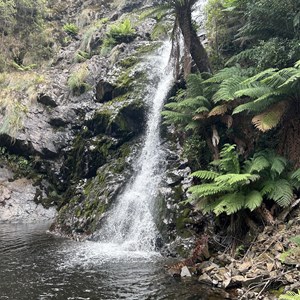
[95,41,174,253]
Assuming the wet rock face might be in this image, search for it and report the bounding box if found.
[0,166,56,223]
[154,139,206,258]
[0,0,187,249]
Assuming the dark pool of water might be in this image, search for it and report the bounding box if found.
[0,223,228,300]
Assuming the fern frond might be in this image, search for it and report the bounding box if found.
[270,154,287,176]
[212,76,247,103]
[195,106,210,114]
[217,144,240,173]
[245,155,270,173]
[170,96,210,110]
[185,120,200,131]
[261,180,276,196]
[278,70,300,89]
[191,170,220,180]
[208,104,228,116]
[161,110,189,125]
[252,101,288,132]
[242,68,278,84]
[291,168,300,181]
[186,74,204,98]
[268,179,294,207]
[188,183,232,197]
[262,68,296,88]
[244,190,263,211]
[234,85,273,99]
[215,173,260,186]
[204,66,247,84]
[213,193,245,215]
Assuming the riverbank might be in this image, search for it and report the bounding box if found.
[168,204,300,299]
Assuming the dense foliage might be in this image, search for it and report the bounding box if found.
[162,0,300,226]
[0,0,54,70]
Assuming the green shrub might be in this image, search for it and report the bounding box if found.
[100,18,136,55]
[67,65,91,95]
[108,18,136,43]
[187,144,300,216]
[63,23,79,36]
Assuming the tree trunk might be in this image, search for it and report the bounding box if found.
[176,4,212,74]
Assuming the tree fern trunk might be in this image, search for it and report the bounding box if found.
[176,3,211,74]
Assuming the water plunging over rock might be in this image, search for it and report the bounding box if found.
[93,42,174,252]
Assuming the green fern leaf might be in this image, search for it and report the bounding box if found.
[252,101,288,132]
[186,74,204,98]
[161,110,189,125]
[270,155,287,176]
[188,183,232,197]
[185,120,200,131]
[204,66,248,84]
[215,173,260,186]
[291,168,300,181]
[234,85,273,99]
[261,180,276,196]
[195,106,210,114]
[278,70,300,89]
[262,69,294,88]
[191,170,219,180]
[242,68,277,85]
[245,155,270,173]
[213,193,245,215]
[212,76,247,103]
[244,190,263,211]
[268,179,294,207]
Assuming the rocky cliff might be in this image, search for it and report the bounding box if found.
[0,0,202,255]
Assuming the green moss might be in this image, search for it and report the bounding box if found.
[119,56,140,68]
[135,42,162,56]
[74,50,90,63]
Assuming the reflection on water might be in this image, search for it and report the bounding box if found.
[0,223,227,300]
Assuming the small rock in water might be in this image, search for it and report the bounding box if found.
[181,266,192,277]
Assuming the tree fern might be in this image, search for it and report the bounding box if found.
[208,104,228,117]
[189,144,300,216]
[232,61,300,133]
[252,101,288,132]
[204,66,251,84]
[234,85,273,99]
[212,76,247,103]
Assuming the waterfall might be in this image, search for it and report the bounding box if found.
[95,42,174,253]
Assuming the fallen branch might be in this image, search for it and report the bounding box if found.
[278,198,300,222]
